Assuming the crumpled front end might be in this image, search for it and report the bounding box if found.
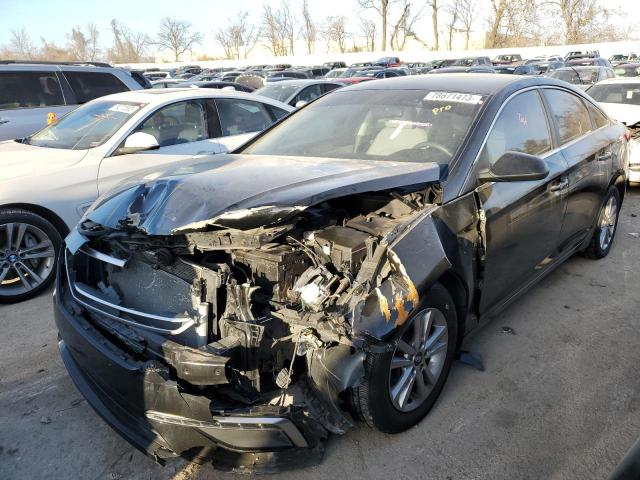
[56,183,450,472]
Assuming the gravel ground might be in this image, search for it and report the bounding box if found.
[1,190,639,480]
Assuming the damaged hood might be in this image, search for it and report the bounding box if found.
[85,154,441,234]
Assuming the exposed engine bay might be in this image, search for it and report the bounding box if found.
[62,186,452,460]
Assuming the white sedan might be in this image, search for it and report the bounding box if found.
[0,89,292,303]
[587,78,640,184]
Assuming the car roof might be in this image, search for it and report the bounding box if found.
[554,66,604,71]
[259,79,336,86]
[592,77,640,85]
[94,88,293,110]
[344,73,570,95]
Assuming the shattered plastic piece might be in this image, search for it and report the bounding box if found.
[39,416,52,424]
[501,326,516,335]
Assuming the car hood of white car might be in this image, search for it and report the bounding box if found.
[0,140,88,182]
[599,103,640,127]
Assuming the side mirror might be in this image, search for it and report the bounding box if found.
[478,151,549,183]
[115,132,160,156]
[295,100,308,108]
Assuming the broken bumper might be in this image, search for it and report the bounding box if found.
[54,262,324,473]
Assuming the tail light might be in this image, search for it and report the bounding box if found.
[625,130,631,142]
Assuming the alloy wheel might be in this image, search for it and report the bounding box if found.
[388,308,449,413]
[0,222,56,297]
[598,195,618,252]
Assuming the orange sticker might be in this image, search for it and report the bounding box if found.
[47,112,57,125]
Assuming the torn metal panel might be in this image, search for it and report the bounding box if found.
[84,154,440,235]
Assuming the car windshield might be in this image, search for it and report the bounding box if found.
[242,89,485,167]
[254,84,299,102]
[453,58,474,66]
[26,100,143,149]
[614,66,640,77]
[587,83,640,106]
[549,68,599,85]
[610,55,626,61]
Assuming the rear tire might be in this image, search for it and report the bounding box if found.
[583,187,620,259]
[352,283,458,433]
[0,209,61,304]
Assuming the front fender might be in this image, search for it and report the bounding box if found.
[351,215,451,340]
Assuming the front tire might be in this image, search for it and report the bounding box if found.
[584,186,620,259]
[352,283,458,433]
[0,209,61,304]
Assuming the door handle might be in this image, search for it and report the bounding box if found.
[0,117,9,125]
[596,151,612,162]
[549,178,569,192]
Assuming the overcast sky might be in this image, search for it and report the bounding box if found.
[0,0,637,55]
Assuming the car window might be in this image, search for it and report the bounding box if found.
[135,100,208,147]
[64,71,129,104]
[543,89,593,144]
[584,101,609,129]
[588,83,640,106]
[321,83,341,94]
[266,104,289,121]
[26,100,143,149]
[294,85,323,105]
[216,98,273,136]
[0,71,64,110]
[479,90,552,167]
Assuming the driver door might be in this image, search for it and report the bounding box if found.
[473,89,569,316]
[97,99,224,195]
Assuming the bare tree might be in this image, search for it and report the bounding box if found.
[262,2,295,56]
[358,0,393,50]
[390,0,424,50]
[215,12,260,60]
[9,28,37,59]
[426,0,442,51]
[67,24,100,61]
[360,18,377,51]
[107,19,151,63]
[86,23,100,61]
[300,0,317,54]
[324,16,349,53]
[156,17,203,61]
[39,37,72,61]
[444,0,461,50]
[458,0,475,49]
[485,0,542,48]
[545,0,608,44]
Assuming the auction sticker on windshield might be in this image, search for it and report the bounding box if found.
[108,104,141,114]
[424,91,485,104]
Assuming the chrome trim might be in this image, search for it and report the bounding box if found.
[64,249,196,335]
[145,411,309,448]
[73,283,191,324]
[80,246,127,267]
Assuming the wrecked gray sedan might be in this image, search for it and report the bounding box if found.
[54,75,628,472]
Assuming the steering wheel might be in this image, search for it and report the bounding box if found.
[413,141,454,158]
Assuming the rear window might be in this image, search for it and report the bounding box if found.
[63,71,129,104]
[0,71,64,110]
[588,83,640,106]
[543,89,593,144]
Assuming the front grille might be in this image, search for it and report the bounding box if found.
[64,249,211,345]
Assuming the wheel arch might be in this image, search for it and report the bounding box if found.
[0,203,70,238]
[611,173,626,203]
[434,269,469,348]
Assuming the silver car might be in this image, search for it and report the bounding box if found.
[0,88,293,303]
[0,62,143,141]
